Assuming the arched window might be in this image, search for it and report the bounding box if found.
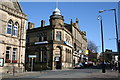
[13,22,18,36]
[7,20,13,34]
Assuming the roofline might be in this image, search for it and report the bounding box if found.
[17,1,23,12]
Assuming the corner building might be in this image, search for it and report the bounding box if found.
[0,1,27,73]
[26,8,87,70]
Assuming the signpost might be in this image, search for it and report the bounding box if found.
[0,58,4,67]
[28,55,37,72]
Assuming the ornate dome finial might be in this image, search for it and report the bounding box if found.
[53,8,61,15]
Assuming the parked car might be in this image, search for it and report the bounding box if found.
[87,61,93,66]
[74,63,84,69]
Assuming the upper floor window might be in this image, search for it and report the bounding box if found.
[7,20,13,34]
[26,36,30,43]
[65,34,70,44]
[74,43,77,50]
[43,37,47,41]
[38,33,47,42]
[39,36,43,42]
[56,31,61,41]
[13,22,18,36]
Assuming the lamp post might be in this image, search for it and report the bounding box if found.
[99,9,120,73]
[98,15,105,73]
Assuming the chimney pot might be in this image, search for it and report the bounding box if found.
[28,22,34,29]
[41,20,45,27]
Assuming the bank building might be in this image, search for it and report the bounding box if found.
[26,7,87,70]
[0,0,27,73]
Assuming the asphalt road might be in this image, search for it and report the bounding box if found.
[2,69,119,79]
[34,69,101,78]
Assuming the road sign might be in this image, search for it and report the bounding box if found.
[0,58,4,67]
[28,55,37,58]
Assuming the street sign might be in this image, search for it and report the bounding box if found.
[0,58,4,67]
[86,50,89,54]
[35,41,48,45]
[28,55,37,58]
[55,56,60,61]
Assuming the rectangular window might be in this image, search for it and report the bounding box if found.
[56,31,61,41]
[74,43,76,50]
[12,48,17,60]
[43,37,47,41]
[6,47,11,63]
[26,37,30,43]
[6,47,11,60]
[43,56,47,62]
[39,37,42,42]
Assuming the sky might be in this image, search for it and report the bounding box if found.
[18,0,120,2]
[20,2,119,53]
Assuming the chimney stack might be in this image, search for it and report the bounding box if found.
[28,22,34,29]
[41,20,45,27]
[70,19,73,25]
[76,18,79,23]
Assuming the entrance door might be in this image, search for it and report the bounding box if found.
[55,46,62,69]
[55,57,61,69]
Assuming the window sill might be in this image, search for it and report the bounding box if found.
[12,60,17,63]
[5,59,11,63]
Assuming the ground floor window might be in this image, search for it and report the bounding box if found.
[5,47,11,63]
[12,48,17,61]
[5,47,17,63]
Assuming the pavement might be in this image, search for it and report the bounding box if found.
[1,69,120,79]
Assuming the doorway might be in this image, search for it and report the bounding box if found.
[55,57,61,69]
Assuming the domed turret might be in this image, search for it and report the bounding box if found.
[49,8,64,27]
[53,8,61,15]
[50,8,63,20]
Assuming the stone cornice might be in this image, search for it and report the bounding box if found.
[0,5,27,20]
[0,34,26,41]
[27,26,73,38]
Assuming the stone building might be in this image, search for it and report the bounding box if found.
[71,18,87,65]
[0,0,27,73]
[26,8,87,70]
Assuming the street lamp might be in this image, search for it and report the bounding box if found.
[99,9,118,51]
[99,9,120,73]
[98,15,106,73]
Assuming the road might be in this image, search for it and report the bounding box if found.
[2,69,119,79]
[23,69,100,78]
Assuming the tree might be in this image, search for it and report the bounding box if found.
[87,40,98,53]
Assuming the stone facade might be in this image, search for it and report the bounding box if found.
[26,8,87,70]
[0,0,27,73]
[71,19,87,65]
